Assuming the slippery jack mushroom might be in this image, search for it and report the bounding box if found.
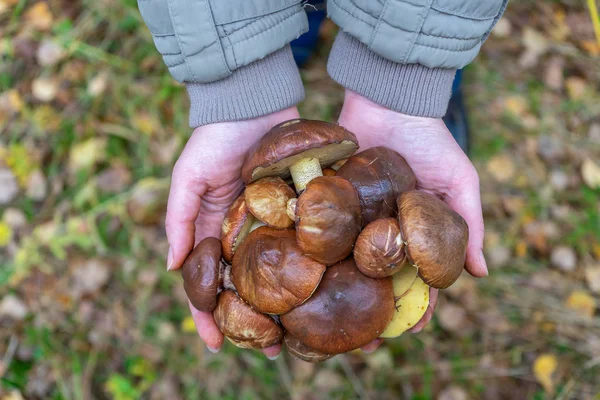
[221,192,265,263]
[281,258,394,355]
[241,119,358,193]
[398,190,468,289]
[287,176,362,265]
[337,147,416,226]
[182,237,234,312]
[231,226,326,315]
[284,334,332,363]
[354,218,407,279]
[213,290,283,349]
[244,176,296,229]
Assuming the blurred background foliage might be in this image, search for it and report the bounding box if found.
[0,0,599,399]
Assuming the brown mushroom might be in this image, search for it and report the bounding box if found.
[322,168,336,176]
[291,176,362,265]
[231,227,326,314]
[337,147,416,226]
[242,119,358,192]
[181,237,224,312]
[213,290,283,349]
[280,258,394,355]
[398,191,468,289]
[354,218,408,278]
[284,334,332,363]
[244,177,296,229]
[221,192,255,263]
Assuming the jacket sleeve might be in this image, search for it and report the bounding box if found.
[137,0,308,127]
[326,0,508,118]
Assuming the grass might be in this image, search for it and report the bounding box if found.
[1,0,600,399]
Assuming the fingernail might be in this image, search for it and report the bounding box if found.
[479,250,489,276]
[207,346,220,354]
[267,354,280,361]
[167,247,174,271]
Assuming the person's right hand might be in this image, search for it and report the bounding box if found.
[166,107,300,358]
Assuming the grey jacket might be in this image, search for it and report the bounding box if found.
[138,0,508,127]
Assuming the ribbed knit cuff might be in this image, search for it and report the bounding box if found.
[327,32,456,118]
[186,45,304,127]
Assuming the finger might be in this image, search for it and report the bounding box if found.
[189,301,224,352]
[262,344,282,360]
[408,288,438,333]
[361,338,384,354]
[165,160,207,271]
[445,170,488,277]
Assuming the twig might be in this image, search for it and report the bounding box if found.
[338,355,368,400]
[554,378,577,400]
[587,0,600,46]
[0,335,18,378]
[275,355,294,397]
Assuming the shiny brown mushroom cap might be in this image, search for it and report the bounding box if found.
[280,258,394,355]
[337,147,416,226]
[398,191,468,289]
[221,192,254,263]
[241,119,358,184]
[231,227,326,314]
[295,176,362,265]
[213,290,283,349]
[181,237,223,312]
[284,334,332,363]
[244,177,295,229]
[354,218,408,278]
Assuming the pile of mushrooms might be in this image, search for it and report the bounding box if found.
[181,119,469,362]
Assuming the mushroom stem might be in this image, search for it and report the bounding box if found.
[249,219,266,232]
[289,157,323,193]
[220,264,236,292]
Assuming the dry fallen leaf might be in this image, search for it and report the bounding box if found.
[36,40,65,66]
[24,2,53,31]
[550,246,577,272]
[0,294,28,320]
[69,138,107,172]
[565,77,587,100]
[585,265,600,294]
[0,168,19,204]
[492,18,511,38]
[0,221,13,246]
[565,290,596,318]
[581,158,600,189]
[87,72,108,97]
[543,56,564,91]
[486,154,516,183]
[32,77,58,102]
[533,353,557,394]
[438,385,469,400]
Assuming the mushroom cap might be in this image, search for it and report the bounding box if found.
[181,237,222,312]
[337,147,416,226]
[398,191,468,289]
[221,192,254,263]
[295,176,362,265]
[241,119,358,184]
[213,290,283,349]
[280,258,394,354]
[231,227,326,314]
[244,177,295,229]
[354,218,408,278]
[284,334,332,363]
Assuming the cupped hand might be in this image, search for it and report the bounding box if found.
[337,90,487,351]
[167,107,300,358]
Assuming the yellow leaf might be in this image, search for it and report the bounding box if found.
[566,77,587,101]
[486,154,515,183]
[566,290,597,318]
[515,240,528,258]
[581,158,600,189]
[533,354,557,393]
[181,316,196,333]
[69,138,106,172]
[581,40,600,57]
[132,113,158,136]
[504,95,529,117]
[24,2,53,31]
[6,144,37,186]
[0,221,13,247]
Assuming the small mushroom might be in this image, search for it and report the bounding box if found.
[284,334,332,363]
[398,191,468,289]
[221,192,255,263]
[291,176,362,265]
[337,147,416,226]
[354,218,407,278]
[242,119,358,193]
[213,290,283,349]
[280,258,394,355]
[322,168,336,176]
[231,227,326,314]
[244,177,296,229]
[181,237,224,312]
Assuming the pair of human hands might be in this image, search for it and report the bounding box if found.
[166,90,488,359]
